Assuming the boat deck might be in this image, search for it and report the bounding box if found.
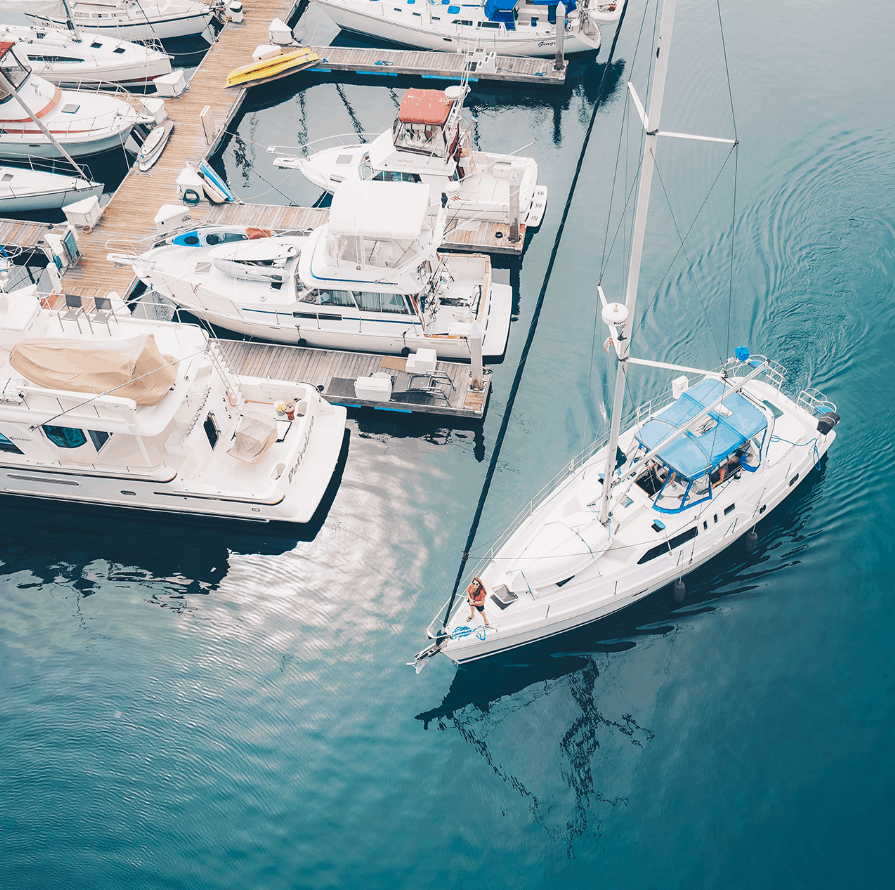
[306,45,566,85]
[199,202,526,255]
[217,340,491,421]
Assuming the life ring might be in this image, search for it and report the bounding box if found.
[182,187,201,207]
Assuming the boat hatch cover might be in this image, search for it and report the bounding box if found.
[634,378,768,481]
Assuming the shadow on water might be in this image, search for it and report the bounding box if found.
[0,428,351,595]
[413,465,829,852]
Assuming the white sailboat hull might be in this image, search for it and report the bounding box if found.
[0,166,102,211]
[32,2,217,41]
[314,0,600,56]
[436,379,837,663]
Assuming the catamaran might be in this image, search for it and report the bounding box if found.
[111,181,513,360]
[0,40,141,160]
[413,0,841,667]
[311,0,618,56]
[0,284,347,523]
[0,23,172,86]
[271,85,547,229]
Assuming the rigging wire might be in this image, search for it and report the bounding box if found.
[436,4,632,632]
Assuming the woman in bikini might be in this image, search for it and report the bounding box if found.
[466,577,490,627]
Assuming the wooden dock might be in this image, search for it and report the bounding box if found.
[217,340,491,420]
[200,202,526,255]
[306,45,567,85]
[0,218,53,254]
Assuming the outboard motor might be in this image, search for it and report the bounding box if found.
[817,412,840,435]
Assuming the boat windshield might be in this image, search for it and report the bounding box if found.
[0,43,32,105]
[392,88,459,158]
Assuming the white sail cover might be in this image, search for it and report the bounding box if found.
[9,333,177,406]
[329,181,430,240]
[227,411,277,464]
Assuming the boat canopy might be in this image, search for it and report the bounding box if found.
[634,379,767,481]
[9,333,177,407]
[329,181,430,241]
[0,41,31,97]
[398,89,452,126]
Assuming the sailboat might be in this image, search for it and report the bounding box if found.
[0,162,102,211]
[0,22,172,86]
[311,0,606,56]
[414,0,841,667]
[5,0,221,41]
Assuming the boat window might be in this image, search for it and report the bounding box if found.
[42,426,87,449]
[359,154,373,180]
[356,291,382,312]
[320,290,357,308]
[636,527,698,565]
[372,170,421,183]
[0,52,31,104]
[724,503,735,515]
[61,104,80,114]
[88,430,111,452]
[531,17,538,26]
[90,40,103,48]
[0,432,24,455]
[113,47,126,54]
[203,414,219,450]
[479,21,500,28]
[1,173,12,182]
[382,292,411,314]
[206,231,247,246]
[23,55,79,63]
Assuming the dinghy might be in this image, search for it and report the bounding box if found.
[137,119,173,172]
[225,47,319,89]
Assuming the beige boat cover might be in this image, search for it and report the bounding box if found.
[227,411,277,464]
[9,334,177,406]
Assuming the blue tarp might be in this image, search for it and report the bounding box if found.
[634,379,767,481]
[485,0,576,19]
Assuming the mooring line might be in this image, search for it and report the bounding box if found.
[438,7,632,632]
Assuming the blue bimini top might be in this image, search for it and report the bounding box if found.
[634,379,768,482]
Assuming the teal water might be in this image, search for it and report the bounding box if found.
[3,0,895,886]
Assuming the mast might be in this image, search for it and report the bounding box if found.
[60,0,84,42]
[598,0,678,526]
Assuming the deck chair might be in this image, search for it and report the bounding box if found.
[92,294,116,333]
[59,293,93,334]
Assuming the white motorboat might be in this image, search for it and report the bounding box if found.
[0,41,141,160]
[112,181,513,360]
[0,23,172,86]
[414,0,841,667]
[271,84,548,229]
[0,285,347,523]
[6,0,220,42]
[311,0,614,56]
[0,163,102,211]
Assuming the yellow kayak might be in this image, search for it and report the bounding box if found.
[226,48,320,89]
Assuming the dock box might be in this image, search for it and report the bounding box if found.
[155,204,192,236]
[405,348,437,374]
[354,374,392,402]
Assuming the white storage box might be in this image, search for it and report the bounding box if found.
[253,44,281,61]
[155,204,192,236]
[63,195,102,229]
[140,97,169,124]
[176,166,206,200]
[405,348,437,374]
[354,375,392,402]
[154,70,186,98]
[268,17,294,45]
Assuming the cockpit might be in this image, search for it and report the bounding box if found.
[391,88,460,159]
[0,42,32,105]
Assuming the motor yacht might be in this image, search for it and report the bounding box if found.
[0,284,347,523]
[0,23,172,86]
[0,162,102,211]
[311,0,618,56]
[271,85,547,229]
[0,40,141,160]
[113,181,513,360]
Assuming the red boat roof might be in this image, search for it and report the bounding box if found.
[0,41,16,62]
[398,89,453,126]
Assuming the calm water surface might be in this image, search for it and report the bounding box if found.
[3,0,895,886]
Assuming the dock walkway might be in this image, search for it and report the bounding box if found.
[306,45,566,85]
[0,218,53,255]
[217,339,490,420]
